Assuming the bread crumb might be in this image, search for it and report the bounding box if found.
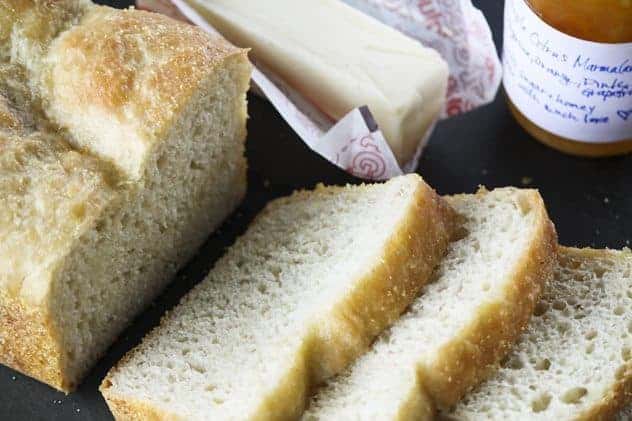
[604,197,610,204]
[11,375,16,381]
[481,169,488,175]
[521,177,533,186]
[263,179,271,188]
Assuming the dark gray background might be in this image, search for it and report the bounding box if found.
[1,1,630,419]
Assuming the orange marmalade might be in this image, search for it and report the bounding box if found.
[503,0,632,157]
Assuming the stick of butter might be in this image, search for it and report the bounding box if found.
[185,0,449,166]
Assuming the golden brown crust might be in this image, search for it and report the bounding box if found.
[99,384,183,421]
[559,246,632,261]
[0,0,88,48]
[313,176,456,382]
[274,175,456,419]
[397,379,436,421]
[576,362,632,421]
[3,0,248,179]
[48,6,242,140]
[0,292,66,391]
[422,189,558,410]
[251,342,310,421]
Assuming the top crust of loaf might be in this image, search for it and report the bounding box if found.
[50,7,237,121]
[0,0,88,49]
[45,6,244,177]
[0,0,251,392]
[3,0,248,177]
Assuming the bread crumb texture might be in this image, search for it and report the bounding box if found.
[0,0,251,391]
[448,247,632,421]
[101,174,455,420]
[304,187,557,420]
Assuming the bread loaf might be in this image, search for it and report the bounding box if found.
[0,0,251,392]
[304,187,557,420]
[101,174,455,420]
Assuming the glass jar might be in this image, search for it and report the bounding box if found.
[503,0,632,157]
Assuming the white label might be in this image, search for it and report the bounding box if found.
[503,0,632,143]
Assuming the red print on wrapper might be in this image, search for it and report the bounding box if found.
[336,135,388,180]
[344,0,501,119]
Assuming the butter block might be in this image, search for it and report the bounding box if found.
[186,0,449,166]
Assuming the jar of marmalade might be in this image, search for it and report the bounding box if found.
[503,0,632,157]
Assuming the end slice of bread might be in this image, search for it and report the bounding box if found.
[100,174,455,420]
[447,247,632,421]
[303,187,557,420]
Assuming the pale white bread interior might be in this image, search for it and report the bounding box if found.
[0,0,251,391]
[0,130,115,302]
[101,174,456,420]
[184,0,448,166]
[303,187,557,420]
[447,247,632,421]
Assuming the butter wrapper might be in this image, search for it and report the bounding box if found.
[137,0,501,180]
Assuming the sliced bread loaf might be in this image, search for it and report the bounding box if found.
[303,187,557,420]
[447,247,632,421]
[101,174,455,420]
[0,0,251,391]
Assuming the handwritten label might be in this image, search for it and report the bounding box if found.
[503,0,632,143]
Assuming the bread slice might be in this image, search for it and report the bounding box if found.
[303,187,557,420]
[0,0,251,391]
[447,247,632,420]
[100,174,455,420]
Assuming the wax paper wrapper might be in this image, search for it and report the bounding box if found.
[137,0,501,180]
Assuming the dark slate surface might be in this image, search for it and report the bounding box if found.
[1,1,630,419]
